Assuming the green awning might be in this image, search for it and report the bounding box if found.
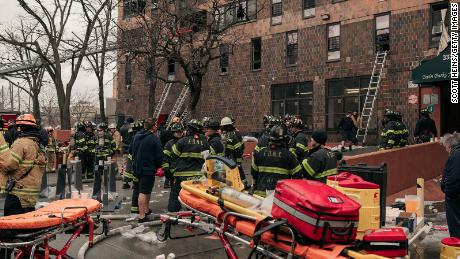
[411,46,451,84]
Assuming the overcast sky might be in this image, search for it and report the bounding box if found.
[0,0,115,106]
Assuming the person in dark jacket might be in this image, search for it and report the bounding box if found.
[204,119,224,156]
[288,117,308,159]
[251,125,302,197]
[126,120,144,220]
[168,119,209,212]
[131,118,164,222]
[301,130,337,182]
[256,116,282,152]
[414,109,438,143]
[338,112,357,152]
[4,120,17,147]
[441,133,460,238]
[162,122,184,189]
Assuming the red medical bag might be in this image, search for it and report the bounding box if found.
[363,227,408,257]
[271,180,361,244]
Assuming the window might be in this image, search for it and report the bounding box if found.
[303,0,315,18]
[326,76,377,130]
[430,2,449,48]
[286,31,298,66]
[151,0,158,10]
[332,0,346,3]
[327,23,340,61]
[219,45,229,74]
[125,56,132,86]
[271,0,282,25]
[167,59,175,77]
[216,0,257,29]
[123,0,146,18]
[181,10,207,32]
[121,28,144,51]
[251,38,262,70]
[272,82,313,130]
[375,14,390,52]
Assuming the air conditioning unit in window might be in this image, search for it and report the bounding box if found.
[432,25,442,34]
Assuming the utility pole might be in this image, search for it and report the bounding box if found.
[9,82,13,111]
[17,88,21,112]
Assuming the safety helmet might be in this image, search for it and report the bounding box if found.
[108,123,117,129]
[290,117,304,128]
[16,114,37,127]
[268,116,282,126]
[132,120,144,130]
[46,126,54,132]
[83,121,93,128]
[202,117,210,127]
[421,108,430,115]
[187,119,203,132]
[205,119,220,130]
[263,115,270,125]
[98,122,108,130]
[384,109,396,117]
[170,122,185,132]
[220,117,233,127]
[269,125,288,142]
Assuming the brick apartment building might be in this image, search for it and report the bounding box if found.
[116,0,457,143]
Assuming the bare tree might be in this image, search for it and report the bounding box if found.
[40,85,59,127]
[81,0,118,122]
[153,0,262,115]
[71,91,97,123]
[0,0,110,129]
[0,21,47,121]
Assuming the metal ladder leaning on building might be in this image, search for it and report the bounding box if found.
[356,51,389,145]
[166,85,189,126]
[153,82,173,119]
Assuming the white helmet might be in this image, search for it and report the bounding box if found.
[108,123,117,129]
[220,117,233,127]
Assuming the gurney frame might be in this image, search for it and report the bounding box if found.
[0,206,103,259]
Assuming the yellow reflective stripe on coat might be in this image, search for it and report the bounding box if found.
[180,152,203,159]
[289,148,297,157]
[302,160,316,177]
[11,152,23,163]
[236,158,243,163]
[388,140,395,144]
[290,164,302,175]
[226,142,243,150]
[163,149,172,157]
[172,144,181,156]
[174,171,203,177]
[313,168,338,179]
[296,143,307,151]
[251,159,259,172]
[254,146,262,152]
[0,143,9,154]
[210,146,216,155]
[162,163,169,168]
[381,130,395,137]
[258,166,290,175]
[254,190,267,198]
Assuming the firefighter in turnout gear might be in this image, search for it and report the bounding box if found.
[379,109,409,150]
[221,117,248,188]
[204,119,224,156]
[92,122,116,199]
[70,122,86,158]
[168,119,210,212]
[0,114,47,215]
[414,109,438,143]
[301,130,337,182]
[45,126,58,172]
[255,116,282,152]
[127,120,144,219]
[288,117,308,160]
[251,125,302,197]
[162,122,185,189]
[81,121,96,179]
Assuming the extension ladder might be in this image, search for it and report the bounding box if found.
[153,83,173,119]
[166,85,189,126]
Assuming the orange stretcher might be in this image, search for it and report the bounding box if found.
[158,189,390,259]
[0,199,105,259]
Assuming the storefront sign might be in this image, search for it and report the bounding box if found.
[408,95,418,104]
[408,81,419,89]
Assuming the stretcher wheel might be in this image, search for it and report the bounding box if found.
[157,223,170,242]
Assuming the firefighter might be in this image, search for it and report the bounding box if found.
[109,123,122,154]
[204,119,224,156]
[4,120,17,147]
[168,119,209,212]
[414,109,438,143]
[255,116,282,152]
[0,114,47,214]
[92,122,116,199]
[379,109,409,150]
[162,122,185,189]
[120,118,134,189]
[288,117,308,159]
[251,125,302,197]
[301,130,337,182]
[221,116,248,188]
[45,126,58,173]
[81,121,96,179]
